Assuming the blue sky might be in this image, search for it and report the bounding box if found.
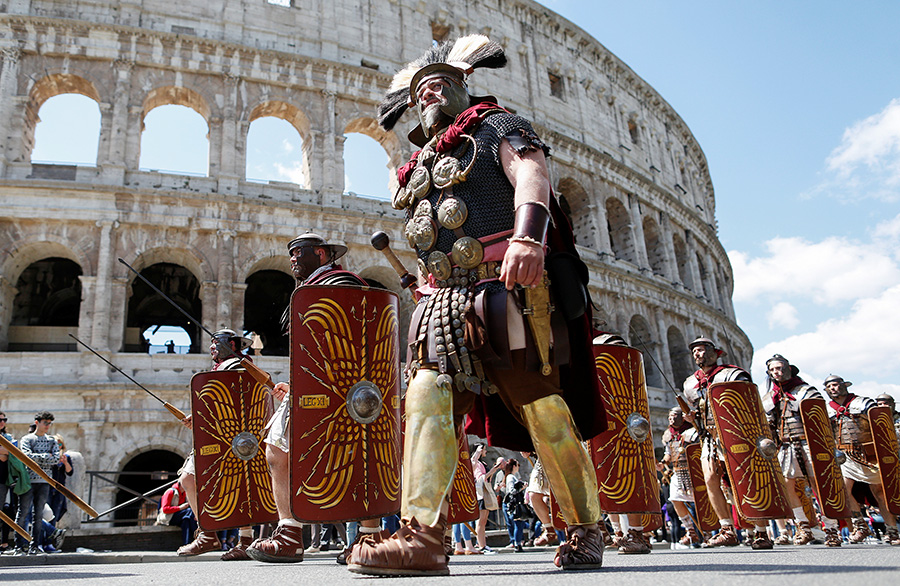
[30,1,900,398]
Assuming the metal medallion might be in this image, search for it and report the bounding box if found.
[433,156,463,189]
[409,216,437,252]
[408,166,432,200]
[414,198,433,219]
[450,236,484,269]
[417,258,428,280]
[427,251,453,281]
[437,197,468,230]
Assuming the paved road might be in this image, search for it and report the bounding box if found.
[2,544,898,585]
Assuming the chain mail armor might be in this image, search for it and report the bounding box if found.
[682,366,751,459]
[827,395,877,466]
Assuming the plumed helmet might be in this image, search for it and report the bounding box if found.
[212,328,252,351]
[287,232,348,262]
[378,35,507,143]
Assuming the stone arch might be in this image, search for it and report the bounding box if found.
[235,249,291,284]
[244,268,295,357]
[557,177,597,248]
[0,239,92,283]
[24,74,103,161]
[124,246,214,284]
[246,100,312,187]
[666,325,692,386]
[628,313,662,388]
[114,447,187,526]
[142,86,211,123]
[672,231,694,290]
[642,214,667,277]
[344,117,403,197]
[606,196,636,264]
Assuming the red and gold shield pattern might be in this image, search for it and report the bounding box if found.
[708,381,791,521]
[589,345,660,514]
[289,285,402,522]
[869,405,900,516]
[684,443,719,532]
[190,370,278,531]
[447,429,479,524]
[799,397,850,519]
[547,489,568,531]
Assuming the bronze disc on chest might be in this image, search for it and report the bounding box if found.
[437,197,468,230]
[427,251,453,281]
[407,166,432,200]
[451,236,484,270]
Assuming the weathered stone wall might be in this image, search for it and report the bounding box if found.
[0,0,751,524]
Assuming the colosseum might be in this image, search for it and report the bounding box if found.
[0,0,751,527]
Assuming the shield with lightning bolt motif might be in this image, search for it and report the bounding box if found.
[869,405,900,516]
[708,380,792,521]
[798,397,851,519]
[589,344,660,515]
[289,285,401,522]
[447,428,479,524]
[684,443,719,532]
[190,369,278,531]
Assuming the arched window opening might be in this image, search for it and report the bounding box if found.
[8,258,82,351]
[245,116,305,185]
[557,178,596,248]
[243,270,294,357]
[115,450,184,527]
[628,315,662,388]
[143,325,192,354]
[672,233,693,290]
[125,263,201,353]
[139,105,209,176]
[606,198,635,264]
[31,94,101,167]
[343,133,391,199]
[642,216,666,276]
[667,326,692,386]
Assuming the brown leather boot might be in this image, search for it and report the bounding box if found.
[339,529,390,565]
[848,518,871,544]
[706,525,738,547]
[824,527,842,547]
[751,530,773,550]
[793,521,814,545]
[221,535,254,561]
[554,524,604,570]
[618,528,651,554]
[176,530,221,556]
[534,527,559,547]
[348,517,449,577]
[246,523,305,563]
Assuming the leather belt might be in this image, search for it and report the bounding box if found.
[430,260,502,288]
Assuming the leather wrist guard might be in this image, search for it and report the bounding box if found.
[512,201,549,246]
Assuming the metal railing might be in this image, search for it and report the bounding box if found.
[84,470,179,525]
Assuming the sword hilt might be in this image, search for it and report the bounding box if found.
[371,231,417,290]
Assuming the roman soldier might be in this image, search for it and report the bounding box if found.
[659,406,702,546]
[825,375,900,545]
[349,35,607,576]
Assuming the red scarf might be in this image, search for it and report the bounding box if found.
[829,394,857,418]
[667,421,692,443]
[693,365,726,390]
[772,376,804,403]
[397,101,508,188]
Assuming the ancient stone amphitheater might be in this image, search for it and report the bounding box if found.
[0,0,750,525]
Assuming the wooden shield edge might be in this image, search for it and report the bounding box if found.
[869,405,900,516]
[798,397,851,519]
[684,443,719,532]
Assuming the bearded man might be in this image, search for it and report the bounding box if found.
[349,35,606,576]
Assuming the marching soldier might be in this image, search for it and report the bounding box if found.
[177,328,256,558]
[247,233,387,563]
[825,375,900,545]
[681,337,773,549]
[875,394,900,446]
[350,34,607,576]
[763,355,841,547]
[659,406,703,546]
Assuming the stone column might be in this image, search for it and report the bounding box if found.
[655,308,675,387]
[0,275,17,351]
[0,47,22,175]
[321,90,339,191]
[200,281,218,336]
[90,220,118,349]
[107,277,129,351]
[207,117,223,178]
[658,213,679,282]
[628,195,650,270]
[216,230,235,328]
[685,231,703,297]
[594,197,614,257]
[217,74,242,195]
[232,282,248,334]
[99,59,134,184]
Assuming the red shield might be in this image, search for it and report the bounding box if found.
[799,397,851,519]
[447,429,479,524]
[548,490,568,531]
[190,369,278,531]
[589,345,660,514]
[869,405,900,516]
[708,381,792,521]
[684,443,719,532]
[289,285,402,522]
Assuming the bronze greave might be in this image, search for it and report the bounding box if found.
[400,369,458,527]
[521,394,601,525]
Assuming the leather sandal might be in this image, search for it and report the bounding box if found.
[348,517,449,577]
[246,524,305,563]
[176,530,221,556]
[221,535,254,561]
[554,524,604,570]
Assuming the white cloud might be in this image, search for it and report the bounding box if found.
[281,138,294,154]
[750,284,900,390]
[274,162,305,185]
[730,234,900,305]
[767,302,799,330]
[809,98,900,202]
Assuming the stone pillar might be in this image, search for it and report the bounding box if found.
[628,195,650,270]
[232,282,248,334]
[658,213,679,282]
[655,308,675,387]
[305,130,323,192]
[685,232,703,297]
[0,275,17,351]
[0,47,22,176]
[321,90,339,191]
[200,281,218,335]
[99,59,134,184]
[216,230,235,328]
[594,197,614,257]
[207,117,223,178]
[107,277,129,351]
[217,74,242,195]
[76,276,96,348]
[90,221,118,349]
